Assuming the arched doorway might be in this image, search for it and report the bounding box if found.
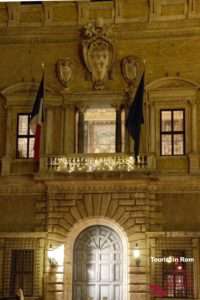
[73,225,123,300]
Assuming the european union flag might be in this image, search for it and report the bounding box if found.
[125,73,144,158]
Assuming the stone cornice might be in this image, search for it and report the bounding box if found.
[0,232,47,238]
[146,231,200,238]
[1,23,200,44]
[0,174,200,194]
[43,178,158,194]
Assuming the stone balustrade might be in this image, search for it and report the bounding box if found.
[47,153,149,173]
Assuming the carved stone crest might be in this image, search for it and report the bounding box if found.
[121,56,144,87]
[56,58,72,89]
[81,18,114,90]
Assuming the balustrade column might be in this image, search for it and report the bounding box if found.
[77,106,85,153]
[115,105,122,153]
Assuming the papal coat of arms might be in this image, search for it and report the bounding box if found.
[81,18,114,90]
[56,58,72,89]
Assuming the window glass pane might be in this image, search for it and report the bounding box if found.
[161,134,172,155]
[161,111,172,132]
[18,138,28,158]
[174,111,184,131]
[84,108,116,153]
[18,115,29,135]
[29,138,35,158]
[174,134,184,155]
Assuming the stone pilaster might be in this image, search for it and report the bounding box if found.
[64,105,76,154]
[77,106,86,154]
[115,105,122,153]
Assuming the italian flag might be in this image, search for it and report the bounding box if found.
[30,76,44,160]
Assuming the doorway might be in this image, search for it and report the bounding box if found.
[73,225,123,300]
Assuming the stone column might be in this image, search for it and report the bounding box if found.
[149,102,156,154]
[191,99,198,153]
[64,105,76,154]
[115,105,122,153]
[148,102,157,169]
[45,108,54,155]
[189,98,199,174]
[124,104,131,153]
[77,106,85,153]
[0,239,4,294]
[2,110,14,175]
[192,239,200,299]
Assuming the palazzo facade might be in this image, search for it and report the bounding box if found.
[0,2,200,300]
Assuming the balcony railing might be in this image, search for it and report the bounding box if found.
[47,153,150,173]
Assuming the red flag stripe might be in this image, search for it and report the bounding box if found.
[34,124,41,161]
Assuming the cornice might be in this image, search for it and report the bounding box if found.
[0,174,200,194]
[0,23,200,44]
[146,231,200,238]
[0,232,47,238]
[44,178,158,194]
[0,180,45,194]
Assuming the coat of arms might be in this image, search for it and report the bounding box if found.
[56,58,72,89]
[121,56,144,87]
[81,18,114,90]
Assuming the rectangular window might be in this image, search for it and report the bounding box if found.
[10,250,34,296]
[160,109,185,156]
[17,113,35,159]
[162,250,193,298]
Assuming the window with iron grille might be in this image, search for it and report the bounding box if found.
[16,114,35,159]
[162,250,193,298]
[10,250,34,296]
[160,109,185,156]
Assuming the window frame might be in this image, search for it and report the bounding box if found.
[160,108,185,156]
[16,113,35,159]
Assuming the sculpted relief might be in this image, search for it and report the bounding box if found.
[56,58,72,89]
[81,19,114,90]
[121,55,144,87]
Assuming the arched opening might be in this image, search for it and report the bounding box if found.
[73,225,123,300]
[64,218,128,300]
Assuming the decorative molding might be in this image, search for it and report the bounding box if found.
[146,76,200,90]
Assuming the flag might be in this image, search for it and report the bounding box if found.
[30,75,44,160]
[125,73,144,158]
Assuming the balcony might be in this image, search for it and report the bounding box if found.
[0,154,156,177]
[47,153,155,174]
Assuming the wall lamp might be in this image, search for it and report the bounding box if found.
[48,244,64,267]
[133,243,141,267]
